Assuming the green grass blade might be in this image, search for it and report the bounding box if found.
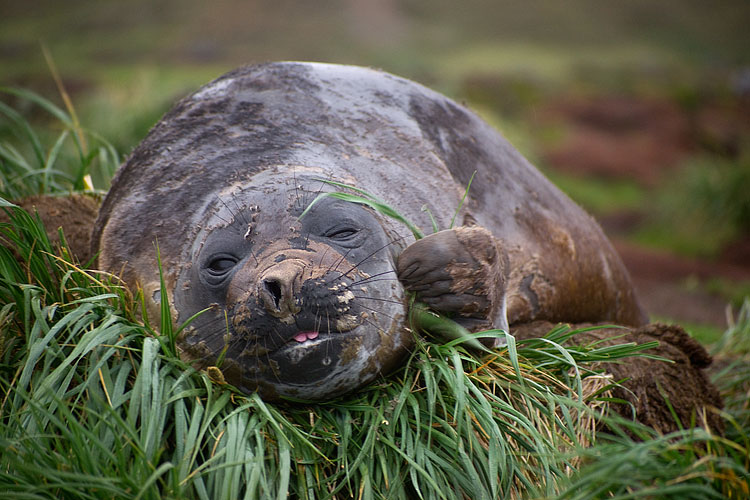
[449,170,476,229]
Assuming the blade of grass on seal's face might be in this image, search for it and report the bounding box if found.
[311,178,386,203]
[301,190,424,240]
[300,178,425,239]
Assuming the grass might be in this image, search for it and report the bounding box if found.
[0,87,120,198]
[542,170,647,216]
[632,155,750,259]
[3,203,747,499]
[0,205,606,497]
[1,84,749,499]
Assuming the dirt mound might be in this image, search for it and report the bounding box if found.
[1,195,100,264]
[513,321,724,434]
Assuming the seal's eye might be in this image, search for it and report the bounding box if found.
[206,254,238,276]
[325,227,358,241]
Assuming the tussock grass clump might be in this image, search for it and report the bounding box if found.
[3,200,748,499]
[0,203,598,499]
[711,298,750,444]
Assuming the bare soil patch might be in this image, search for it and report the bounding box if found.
[540,94,750,185]
[542,96,693,185]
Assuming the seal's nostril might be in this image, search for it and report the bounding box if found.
[264,279,283,309]
[258,259,306,316]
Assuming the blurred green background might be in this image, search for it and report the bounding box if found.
[2,0,749,338]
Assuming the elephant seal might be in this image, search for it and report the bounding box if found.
[92,62,646,400]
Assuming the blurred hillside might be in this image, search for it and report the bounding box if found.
[1,0,749,337]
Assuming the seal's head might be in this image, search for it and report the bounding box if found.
[174,169,410,400]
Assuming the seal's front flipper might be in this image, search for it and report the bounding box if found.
[396,226,509,346]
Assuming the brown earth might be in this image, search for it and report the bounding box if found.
[513,320,724,434]
[541,96,694,185]
[614,240,746,328]
[0,194,100,264]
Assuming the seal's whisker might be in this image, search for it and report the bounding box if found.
[325,267,400,294]
[261,345,283,384]
[348,269,398,286]
[248,247,260,266]
[187,316,229,338]
[309,172,333,209]
[359,316,389,335]
[335,236,408,279]
[317,243,333,268]
[354,303,402,323]
[215,195,241,224]
[318,269,397,292]
[225,280,257,297]
[230,194,249,225]
[352,295,405,306]
[293,167,301,211]
[325,246,355,276]
[350,278,400,287]
[267,326,291,348]
[225,192,251,227]
[212,210,233,227]
[324,311,332,359]
[321,240,399,288]
[314,311,323,333]
[302,230,311,251]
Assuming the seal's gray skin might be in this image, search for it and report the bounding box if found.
[92,62,646,400]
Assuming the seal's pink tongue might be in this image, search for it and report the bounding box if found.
[294,331,320,343]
